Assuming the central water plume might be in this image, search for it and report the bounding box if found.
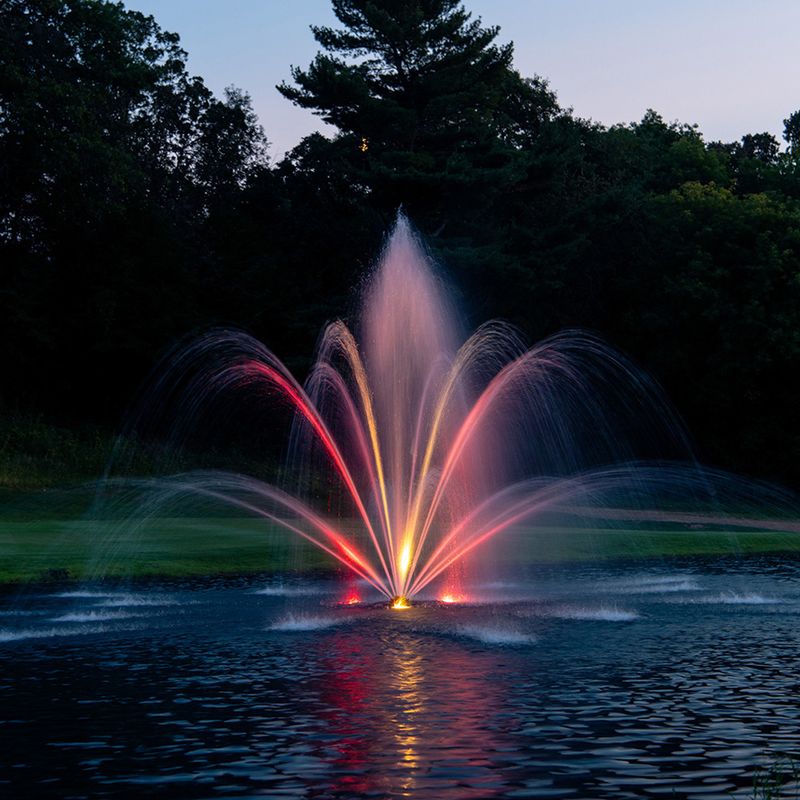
[113,217,799,602]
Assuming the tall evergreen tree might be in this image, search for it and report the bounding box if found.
[278,0,558,229]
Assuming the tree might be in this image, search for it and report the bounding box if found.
[2,0,800,490]
[740,132,781,164]
[617,183,800,484]
[785,110,800,152]
[278,0,558,230]
[708,131,784,195]
[0,0,269,419]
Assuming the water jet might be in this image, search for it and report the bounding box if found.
[118,216,800,604]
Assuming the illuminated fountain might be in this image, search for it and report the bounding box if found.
[122,217,798,606]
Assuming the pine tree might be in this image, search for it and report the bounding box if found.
[278,0,558,228]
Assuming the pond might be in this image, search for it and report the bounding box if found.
[2,555,800,798]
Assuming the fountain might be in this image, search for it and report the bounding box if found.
[8,218,800,800]
[114,216,799,604]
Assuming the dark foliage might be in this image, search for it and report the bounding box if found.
[2,0,800,487]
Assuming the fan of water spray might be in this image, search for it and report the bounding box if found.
[107,217,800,604]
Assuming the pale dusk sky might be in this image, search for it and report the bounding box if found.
[125,0,800,159]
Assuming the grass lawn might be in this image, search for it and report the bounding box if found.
[0,515,334,585]
[1,507,799,586]
[2,417,798,585]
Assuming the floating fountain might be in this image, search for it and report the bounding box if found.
[115,217,799,603]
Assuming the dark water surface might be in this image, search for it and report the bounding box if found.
[3,556,800,798]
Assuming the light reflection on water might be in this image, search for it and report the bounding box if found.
[1,557,800,798]
[316,624,513,798]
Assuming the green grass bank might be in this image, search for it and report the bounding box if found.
[2,513,798,587]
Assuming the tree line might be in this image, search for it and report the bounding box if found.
[2,0,799,487]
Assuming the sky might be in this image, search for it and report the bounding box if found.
[125,0,800,160]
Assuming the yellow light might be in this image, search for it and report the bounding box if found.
[391,596,411,610]
[440,594,456,604]
[359,137,369,152]
[398,540,412,582]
